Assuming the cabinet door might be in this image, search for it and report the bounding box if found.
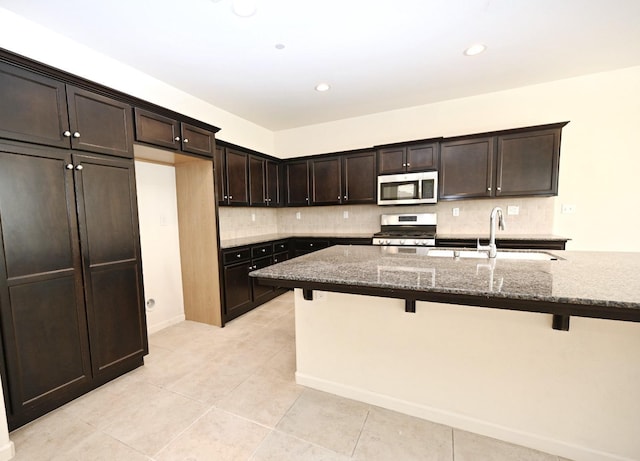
[181,123,214,157]
[406,142,438,172]
[343,151,376,204]
[67,86,133,158]
[133,108,180,151]
[0,146,91,428]
[73,154,147,381]
[285,160,310,206]
[225,149,250,205]
[251,256,274,304]
[223,261,253,321]
[266,160,280,206]
[377,147,406,174]
[0,62,70,149]
[496,128,560,197]
[214,145,227,204]
[249,156,267,206]
[439,137,495,200]
[311,156,341,205]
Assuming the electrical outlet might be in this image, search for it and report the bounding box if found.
[561,204,576,214]
[159,215,168,226]
[295,211,301,220]
[452,207,460,217]
[343,211,349,219]
[251,213,256,222]
[507,205,519,216]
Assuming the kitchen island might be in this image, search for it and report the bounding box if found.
[251,246,640,461]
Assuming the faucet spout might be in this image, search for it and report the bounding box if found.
[478,207,506,258]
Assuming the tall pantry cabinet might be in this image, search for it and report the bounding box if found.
[0,57,147,430]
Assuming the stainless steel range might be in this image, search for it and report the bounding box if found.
[372,213,437,246]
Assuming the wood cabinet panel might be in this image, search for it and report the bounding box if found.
[223,261,253,319]
[214,145,226,204]
[266,160,280,206]
[225,149,249,205]
[251,256,274,304]
[377,147,406,175]
[286,160,309,206]
[72,154,146,379]
[0,62,70,148]
[67,87,133,158]
[311,157,341,205]
[134,108,180,150]
[343,151,376,204]
[181,123,214,157]
[249,156,266,206]
[406,143,438,172]
[439,137,494,199]
[378,142,438,174]
[496,129,560,196]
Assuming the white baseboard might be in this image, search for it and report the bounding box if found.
[147,314,185,335]
[0,440,15,461]
[296,372,634,461]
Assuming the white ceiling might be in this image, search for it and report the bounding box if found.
[1,0,639,131]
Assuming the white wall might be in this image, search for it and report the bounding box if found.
[295,290,640,461]
[0,7,275,155]
[134,160,185,334]
[275,66,640,252]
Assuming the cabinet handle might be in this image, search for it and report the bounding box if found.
[73,132,81,138]
[183,138,189,143]
[174,136,180,141]
[63,131,71,137]
[65,163,74,170]
[75,165,83,171]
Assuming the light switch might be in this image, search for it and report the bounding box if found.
[251,213,256,222]
[507,205,519,216]
[561,204,576,214]
[452,207,459,217]
[343,211,349,219]
[296,211,301,220]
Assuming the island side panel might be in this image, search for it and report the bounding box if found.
[293,289,640,461]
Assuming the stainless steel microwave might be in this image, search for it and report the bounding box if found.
[377,171,438,205]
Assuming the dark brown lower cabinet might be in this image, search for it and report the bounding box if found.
[221,241,290,322]
[0,142,147,430]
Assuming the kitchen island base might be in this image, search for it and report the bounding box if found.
[293,289,640,461]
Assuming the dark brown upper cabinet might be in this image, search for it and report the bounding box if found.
[377,141,439,175]
[311,156,342,205]
[285,160,310,206]
[133,108,214,157]
[0,61,134,158]
[342,150,376,204]
[439,137,495,200]
[224,148,250,206]
[214,145,226,205]
[248,156,281,207]
[439,122,568,200]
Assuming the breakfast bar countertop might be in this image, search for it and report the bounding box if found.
[250,245,640,323]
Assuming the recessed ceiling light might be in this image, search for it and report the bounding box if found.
[315,83,331,92]
[232,0,257,17]
[275,43,285,50]
[464,43,487,56]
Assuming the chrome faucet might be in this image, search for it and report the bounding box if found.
[477,207,505,258]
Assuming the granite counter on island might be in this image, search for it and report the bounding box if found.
[251,245,640,326]
[250,245,640,461]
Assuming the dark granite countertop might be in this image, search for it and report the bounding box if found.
[436,233,569,241]
[220,233,373,249]
[250,245,640,322]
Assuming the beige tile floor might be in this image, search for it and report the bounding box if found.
[9,291,573,460]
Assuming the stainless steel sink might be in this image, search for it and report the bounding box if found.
[426,249,560,260]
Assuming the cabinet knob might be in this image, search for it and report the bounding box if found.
[406,163,411,166]
[338,195,341,200]
[310,243,313,247]
[487,187,492,191]
[262,248,266,252]
[63,131,71,137]
[73,132,81,138]
[75,165,83,171]
[497,187,501,191]
[65,163,74,170]
[344,195,348,200]
[229,195,233,199]
[236,254,241,258]
[183,138,189,143]
[174,136,180,141]
[402,163,406,167]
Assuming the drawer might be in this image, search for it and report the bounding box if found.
[272,240,289,253]
[273,251,290,264]
[222,247,251,264]
[251,243,273,258]
[251,255,273,270]
[295,239,330,251]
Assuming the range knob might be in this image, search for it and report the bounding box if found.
[384,240,391,245]
[399,240,405,245]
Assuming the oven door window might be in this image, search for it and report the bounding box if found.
[421,179,435,200]
[380,181,419,200]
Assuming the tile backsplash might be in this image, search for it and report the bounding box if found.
[218,197,556,240]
